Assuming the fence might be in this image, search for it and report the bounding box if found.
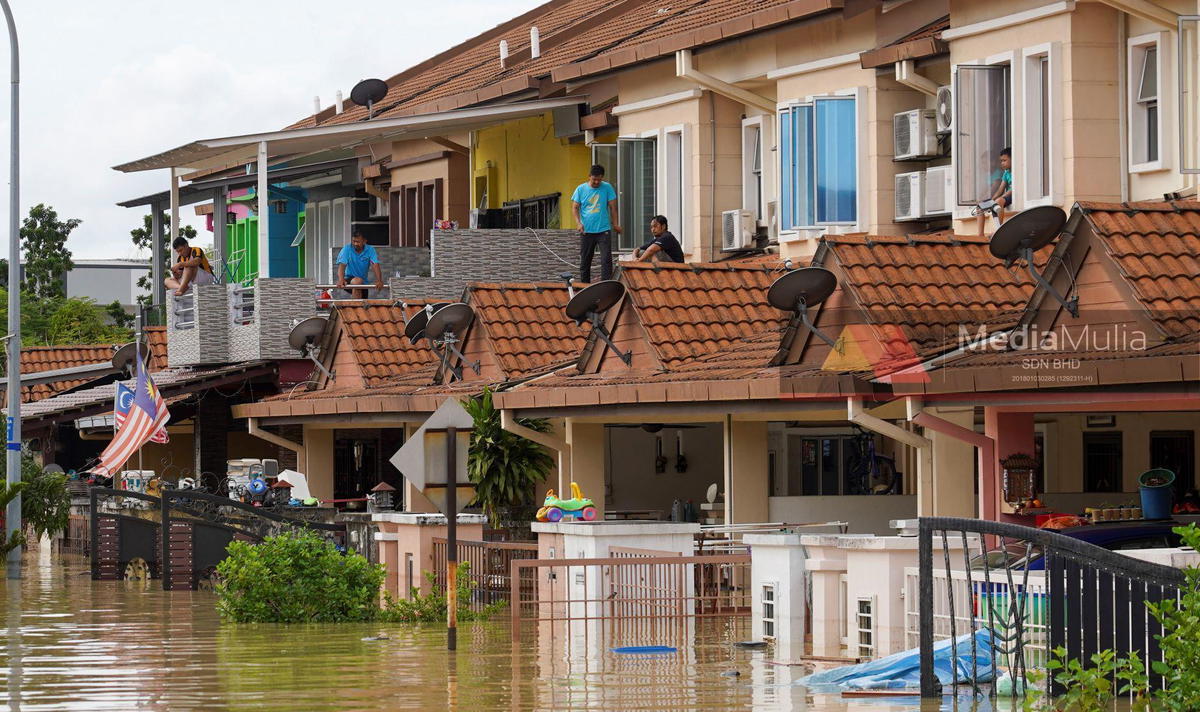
[917,516,1185,699]
[509,553,751,638]
[432,538,538,607]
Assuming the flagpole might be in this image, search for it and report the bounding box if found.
[135,310,142,476]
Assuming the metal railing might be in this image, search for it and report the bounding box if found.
[431,537,538,607]
[509,553,751,638]
[917,516,1186,699]
[171,291,195,330]
[229,283,255,325]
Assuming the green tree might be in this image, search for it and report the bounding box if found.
[131,212,196,307]
[105,300,134,329]
[0,288,132,353]
[466,388,554,527]
[20,204,78,300]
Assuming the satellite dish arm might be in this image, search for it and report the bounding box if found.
[590,311,632,365]
[797,301,842,354]
[305,344,333,381]
[1022,247,1079,318]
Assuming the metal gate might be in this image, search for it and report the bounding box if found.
[917,516,1185,699]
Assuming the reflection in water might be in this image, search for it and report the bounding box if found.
[3,549,1016,711]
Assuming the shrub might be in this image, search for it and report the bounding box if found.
[380,561,506,623]
[216,528,384,623]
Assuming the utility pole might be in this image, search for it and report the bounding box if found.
[2,0,20,580]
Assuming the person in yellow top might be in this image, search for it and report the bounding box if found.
[165,237,215,296]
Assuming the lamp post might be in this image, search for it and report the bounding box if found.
[2,0,19,580]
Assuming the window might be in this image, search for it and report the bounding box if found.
[856,597,875,658]
[1083,432,1123,493]
[395,180,442,247]
[742,121,764,221]
[786,433,899,496]
[761,584,776,639]
[664,129,684,249]
[1024,49,1054,202]
[779,96,857,228]
[955,64,1010,206]
[617,137,656,251]
[1129,37,1163,168]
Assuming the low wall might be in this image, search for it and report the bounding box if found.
[769,495,917,535]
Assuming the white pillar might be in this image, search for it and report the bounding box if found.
[169,169,180,242]
[257,140,270,278]
[723,414,733,525]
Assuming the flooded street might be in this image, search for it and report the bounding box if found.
[3,548,1012,711]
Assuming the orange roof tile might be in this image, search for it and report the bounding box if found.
[16,328,168,403]
[334,300,445,387]
[1077,201,1200,339]
[619,260,788,367]
[465,282,590,378]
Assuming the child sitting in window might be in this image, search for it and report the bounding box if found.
[989,147,1013,209]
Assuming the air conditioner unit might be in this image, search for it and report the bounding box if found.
[893,109,938,160]
[924,165,954,216]
[369,195,389,218]
[721,209,755,250]
[895,171,925,221]
[935,86,953,133]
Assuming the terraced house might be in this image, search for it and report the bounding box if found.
[80,0,1198,535]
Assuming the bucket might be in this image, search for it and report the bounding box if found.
[1138,468,1176,520]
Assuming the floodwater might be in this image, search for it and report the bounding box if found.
[3,547,1027,711]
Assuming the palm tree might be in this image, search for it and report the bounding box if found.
[465,388,554,529]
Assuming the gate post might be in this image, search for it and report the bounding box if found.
[918,517,937,698]
[160,490,170,591]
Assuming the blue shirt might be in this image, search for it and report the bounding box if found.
[336,243,379,280]
[571,181,617,234]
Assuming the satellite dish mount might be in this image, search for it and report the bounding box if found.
[988,206,1079,318]
[427,303,481,382]
[288,317,332,380]
[767,267,843,354]
[565,281,631,366]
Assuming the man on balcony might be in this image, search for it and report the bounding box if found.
[335,229,384,299]
[572,164,622,283]
[165,236,215,297]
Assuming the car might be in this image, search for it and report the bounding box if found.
[970,520,1185,571]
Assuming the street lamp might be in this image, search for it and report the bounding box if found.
[3,0,20,580]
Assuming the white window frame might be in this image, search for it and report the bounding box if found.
[775,87,867,242]
[951,52,1016,221]
[1021,43,1063,208]
[761,582,777,639]
[661,124,688,254]
[616,130,660,252]
[1128,32,1171,173]
[741,116,766,223]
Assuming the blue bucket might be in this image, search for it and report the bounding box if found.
[1138,468,1175,520]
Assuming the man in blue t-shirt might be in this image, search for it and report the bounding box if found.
[571,164,622,282]
[335,229,384,299]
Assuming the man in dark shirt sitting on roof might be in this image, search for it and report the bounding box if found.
[634,215,684,263]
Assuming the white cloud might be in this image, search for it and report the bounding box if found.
[0,0,530,259]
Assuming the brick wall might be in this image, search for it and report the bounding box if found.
[388,276,467,301]
[430,229,582,282]
[166,284,229,367]
[328,246,430,281]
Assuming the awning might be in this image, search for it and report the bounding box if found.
[116,157,358,209]
[114,97,587,174]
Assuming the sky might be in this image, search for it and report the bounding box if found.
[0,0,532,260]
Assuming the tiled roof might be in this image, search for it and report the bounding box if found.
[1076,201,1200,339]
[859,14,948,68]
[334,300,445,387]
[620,260,788,367]
[16,327,169,403]
[465,282,590,378]
[822,233,1044,356]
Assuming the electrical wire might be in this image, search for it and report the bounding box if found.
[525,227,578,269]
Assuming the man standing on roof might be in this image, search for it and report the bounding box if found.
[572,164,622,283]
[165,237,215,297]
[336,229,385,299]
[634,215,683,263]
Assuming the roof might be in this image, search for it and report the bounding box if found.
[859,14,949,68]
[619,260,789,367]
[333,300,444,387]
[821,233,1043,357]
[465,281,589,378]
[1076,201,1200,339]
[15,327,168,404]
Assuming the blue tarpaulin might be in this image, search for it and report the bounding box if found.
[798,629,995,691]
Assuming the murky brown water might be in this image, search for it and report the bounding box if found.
[2,546,1020,711]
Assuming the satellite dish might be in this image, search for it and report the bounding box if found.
[767,268,843,353]
[288,317,333,380]
[349,78,388,118]
[404,308,430,344]
[426,303,480,382]
[565,280,631,365]
[988,206,1078,317]
[111,341,149,375]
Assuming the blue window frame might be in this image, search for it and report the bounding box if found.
[779,96,857,228]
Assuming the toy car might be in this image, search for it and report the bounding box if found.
[536,482,597,522]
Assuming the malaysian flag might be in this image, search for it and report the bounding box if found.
[93,357,171,476]
[114,382,168,444]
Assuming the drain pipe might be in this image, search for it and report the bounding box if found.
[895,60,939,97]
[847,398,933,515]
[247,418,306,473]
[501,409,571,493]
[909,404,997,523]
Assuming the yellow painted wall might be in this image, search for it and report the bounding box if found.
[471,114,593,226]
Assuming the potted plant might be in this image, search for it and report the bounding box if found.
[465,388,554,532]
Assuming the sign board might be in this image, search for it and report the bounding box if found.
[389,398,474,514]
